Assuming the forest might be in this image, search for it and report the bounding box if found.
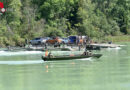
[0,0,130,46]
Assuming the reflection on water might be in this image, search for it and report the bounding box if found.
[0,42,130,90]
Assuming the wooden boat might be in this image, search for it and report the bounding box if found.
[42,53,102,61]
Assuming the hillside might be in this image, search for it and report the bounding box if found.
[0,0,130,46]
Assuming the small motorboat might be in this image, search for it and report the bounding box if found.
[42,51,102,61]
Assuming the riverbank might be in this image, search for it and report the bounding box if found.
[92,35,130,43]
[0,35,129,48]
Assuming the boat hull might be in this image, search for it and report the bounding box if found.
[42,54,102,61]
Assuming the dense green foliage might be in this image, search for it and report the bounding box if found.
[0,0,130,46]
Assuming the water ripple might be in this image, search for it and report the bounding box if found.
[0,60,44,65]
[0,51,43,56]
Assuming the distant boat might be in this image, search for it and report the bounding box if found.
[42,52,102,61]
[88,43,125,48]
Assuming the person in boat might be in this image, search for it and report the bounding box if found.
[82,51,89,56]
[48,52,54,58]
[82,51,87,55]
[45,50,54,58]
[45,50,49,57]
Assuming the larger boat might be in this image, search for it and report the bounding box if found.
[42,51,102,61]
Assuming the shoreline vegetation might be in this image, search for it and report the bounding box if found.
[0,0,130,47]
[92,35,130,43]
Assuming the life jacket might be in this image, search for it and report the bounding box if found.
[45,50,48,57]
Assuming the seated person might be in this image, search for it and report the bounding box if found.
[82,51,88,55]
[48,52,54,58]
[82,51,92,56]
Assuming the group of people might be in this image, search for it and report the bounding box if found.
[76,36,92,45]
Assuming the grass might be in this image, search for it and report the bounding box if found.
[92,35,130,43]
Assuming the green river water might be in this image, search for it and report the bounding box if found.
[0,42,130,90]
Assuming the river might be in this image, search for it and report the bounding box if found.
[0,42,129,90]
